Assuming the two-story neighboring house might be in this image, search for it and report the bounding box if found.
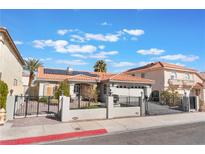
[0,27,25,95]
[125,62,205,106]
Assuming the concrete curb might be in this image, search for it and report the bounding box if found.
[0,129,108,145]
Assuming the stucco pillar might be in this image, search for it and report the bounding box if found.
[60,96,70,122]
[140,92,145,116]
[69,83,75,97]
[106,96,114,119]
[6,95,15,121]
[39,83,44,96]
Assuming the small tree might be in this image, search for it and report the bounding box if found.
[55,80,70,99]
[0,81,9,109]
[89,86,98,103]
[160,87,181,106]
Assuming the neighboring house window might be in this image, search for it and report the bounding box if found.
[74,84,80,93]
[141,73,145,78]
[13,79,18,86]
[185,73,190,80]
[170,71,177,79]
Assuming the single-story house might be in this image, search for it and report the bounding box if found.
[34,66,154,102]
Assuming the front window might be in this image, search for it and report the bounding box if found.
[74,84,80,93]
[170,71,177,79]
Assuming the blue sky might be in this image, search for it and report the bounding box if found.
[1,9,205,72]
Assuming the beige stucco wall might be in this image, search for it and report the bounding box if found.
[38,82,59,96]
[131,69,164,91]
[0,33,23,95]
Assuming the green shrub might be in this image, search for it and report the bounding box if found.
[55,80,70,99]
[160,87,181,106]
[39,96,48,103]
[0,81,9,109]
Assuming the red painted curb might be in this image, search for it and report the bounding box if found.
[0,129,107,145]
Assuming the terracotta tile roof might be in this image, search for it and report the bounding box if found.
[105,73,154,84]
[193,82,204,89]
[199,72,205,80]
[36,66,154,84]
[67,74,98,82]
[126,61,197,73]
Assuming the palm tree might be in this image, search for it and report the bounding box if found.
[24,58,42,87]
[93,60,107,72]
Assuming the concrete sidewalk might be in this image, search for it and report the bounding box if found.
[1,112,205,142]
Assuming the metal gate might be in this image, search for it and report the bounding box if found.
[190,96,196,110]
[13,96,59,118]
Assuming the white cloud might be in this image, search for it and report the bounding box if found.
[101,22,112,26]
[56,59,87,66]
[85,33,120,42]
[33,39,68,52]
[66,45,96,53]
[159,54,199,62]
[113,62,136,68]
[57,29,79,35]
[89,51,118,59]
[123,29,144,36]
[70,54,86,59]
[71,50,119,59]
[130,37,138,41]
[112,61,151,68]
[40,58,52,61]
[33,39,96,53]
[14,40,23,45]
[57,29,69,35]
[104,59,113,62]
[70,35,86,43]
[137,48,165,55]
[98,45,105,50]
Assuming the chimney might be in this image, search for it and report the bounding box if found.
[67,67,73,75]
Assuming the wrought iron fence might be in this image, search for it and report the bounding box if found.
[14,96,59,118]
[70,96,105,109]
[114,95,141,107]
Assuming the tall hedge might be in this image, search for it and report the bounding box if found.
[0,80,9,109]
[55,80,70,99]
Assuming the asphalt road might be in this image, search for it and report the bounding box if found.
[45,122,205,145]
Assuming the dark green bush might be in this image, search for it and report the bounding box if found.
[0,80,9,109]
[55,80,70,99]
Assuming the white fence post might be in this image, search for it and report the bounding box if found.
[60,96,70,122]
[196,96,199,111]
[6,95,15,121]
[106,96,114,119]
[140,92,145,116]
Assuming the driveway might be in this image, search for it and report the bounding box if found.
[146,101,184,115]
